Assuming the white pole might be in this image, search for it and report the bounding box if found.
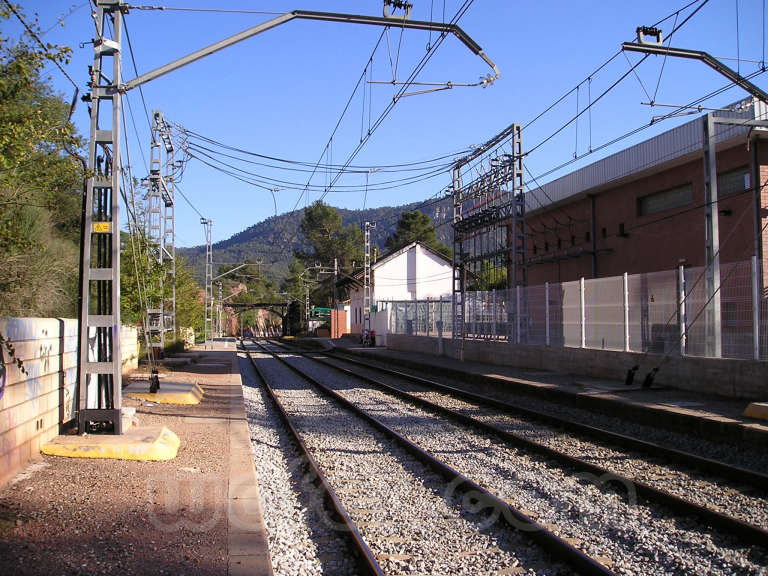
[623,272,630,352]
[753,255,760,360]
[678,265,687,357]
[580,277,586,348]
[545,282,550,346]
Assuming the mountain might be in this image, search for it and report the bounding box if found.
[177,199,453,286]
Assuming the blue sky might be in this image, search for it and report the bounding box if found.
[6,1,768,249]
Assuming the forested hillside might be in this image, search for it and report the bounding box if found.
[178,198,453,285]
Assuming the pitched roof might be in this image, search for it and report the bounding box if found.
[336,241,451,288]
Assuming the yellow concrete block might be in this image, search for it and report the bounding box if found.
[41,426,180,461]
[744,402,768,421]
[125,381,204,405]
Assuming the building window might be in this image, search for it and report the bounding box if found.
[585,231,591,242]
[601,227,607,239]
[637,183,692,216]
[717,166,749,196]
[571,234,575,246]
[544,241,549,252]
[533,244,537,255]
[557,238,562,249]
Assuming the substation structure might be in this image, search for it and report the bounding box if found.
[452,124,525,342]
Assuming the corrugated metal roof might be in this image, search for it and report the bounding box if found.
[526,97,760,212]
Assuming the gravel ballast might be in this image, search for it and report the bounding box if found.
[316,353,768,530]
[251,343,571,575]
[275,348,768,576]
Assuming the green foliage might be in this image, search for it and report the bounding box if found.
[177,200,453,289]
[295,201,364,308]
[120,231,166,325]
[471,258,508,291]
[385,210,451,259]
[174,256,204,337]
[0,7,83,318]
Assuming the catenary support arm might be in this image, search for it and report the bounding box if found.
[122,9,499,92]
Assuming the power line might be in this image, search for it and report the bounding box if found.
[128,5,287,16]
[174,182,206,220]
[4,0,80,100]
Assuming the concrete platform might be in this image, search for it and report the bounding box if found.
[330,339,768,446]
[744,402,768,421]
[124,379,204,405]
[1,344,273,575]
[40,426,180,461]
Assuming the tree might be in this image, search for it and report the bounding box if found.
[296,201,363,307]
[174,257,204,337]
[0,6,83,317]
[385,211,451,259]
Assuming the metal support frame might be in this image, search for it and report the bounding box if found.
[217,281,223,337]
[703,113,722,358]
[452,125,524,343]
[622,40,768,359]
[201,218,213,347]
[76,1,500,433]
[145,109,175,352]
[77,0,124,434]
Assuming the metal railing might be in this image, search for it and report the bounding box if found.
[383,257,766,361]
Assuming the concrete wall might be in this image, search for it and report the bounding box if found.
[386,334,768,400]
[0,318,139,487]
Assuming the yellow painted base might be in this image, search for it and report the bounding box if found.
[41,426,180,461]
[126,382,204,405]
[744,402,768,421]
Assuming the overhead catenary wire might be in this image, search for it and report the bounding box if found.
[4,1,80,93]
[456,0,711,193]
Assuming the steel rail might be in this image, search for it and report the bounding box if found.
[324,346,768,489]
[252,339,617,576]
[282,344,768,547]
[240,341,385,576]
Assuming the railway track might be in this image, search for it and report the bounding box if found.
[314,344,768,483]
[239,346,363,575]
[258,339,768,574]
[323,346,768,475]
[244,339,608,575]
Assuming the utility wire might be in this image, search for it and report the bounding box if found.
[122,17,154,134]
[4,1,80,92]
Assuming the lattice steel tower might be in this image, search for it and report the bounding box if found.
[145,110,176,352]
[77,0,124,433]
[451,124,524,342]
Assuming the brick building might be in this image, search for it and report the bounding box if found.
[522,97,768,286]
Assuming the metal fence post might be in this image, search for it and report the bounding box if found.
[545,282,550,346]
[623,272,630,352]
[515,286,521,344]
[753,255,760,360]
[580,277,586,348]
[492,289,497,340]
[678,266,686,357]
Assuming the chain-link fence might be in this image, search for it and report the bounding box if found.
[383,258,765,360]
